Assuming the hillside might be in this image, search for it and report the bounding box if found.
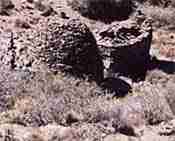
[0,0,175,140]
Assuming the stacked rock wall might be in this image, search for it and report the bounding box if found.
[40,19,104,83]
[95,18,152,80]
[0,15,152,83]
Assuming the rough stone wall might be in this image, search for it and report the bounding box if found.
[95,17,152,80]
[41,19,104,82]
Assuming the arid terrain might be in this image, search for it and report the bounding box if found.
[0,0,175,140]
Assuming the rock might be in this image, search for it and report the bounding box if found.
[41,19,103,83]
[0,0,14,15]
[0,124,78,141]
[95,17,152,81]
[67,0,134,23]
[158,119,175,136]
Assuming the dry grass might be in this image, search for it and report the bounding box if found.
[0,66,174,141]
[143,6,175,29]
[0,66,106,126]
[0,66,173,132]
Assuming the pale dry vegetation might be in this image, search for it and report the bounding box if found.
[0,0,175,140]
[143,6,175,29]
[0,65,174,139]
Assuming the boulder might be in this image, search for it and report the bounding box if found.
[41,19,103,82]
[95,16,152,81]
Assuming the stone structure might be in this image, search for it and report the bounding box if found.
[41,19,103,82]
[95,17,152,81]
[0,29,43,71]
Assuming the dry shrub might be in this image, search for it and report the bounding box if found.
[67,0,134,23]
[0,66,105,126]
[0,65,174,139]
[143,6,175,29]
[132,82,174,125]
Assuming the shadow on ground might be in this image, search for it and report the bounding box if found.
[120,56,175,82]
[100,77,132,97]
[148,57,175,74]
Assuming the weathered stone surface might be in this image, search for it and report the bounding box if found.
[41,19,103,82]
[95,16,152,81]
[0,29,44,71]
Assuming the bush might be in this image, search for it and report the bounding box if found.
[67,0,134,23]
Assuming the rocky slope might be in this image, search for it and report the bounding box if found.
[0,0,175,141]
